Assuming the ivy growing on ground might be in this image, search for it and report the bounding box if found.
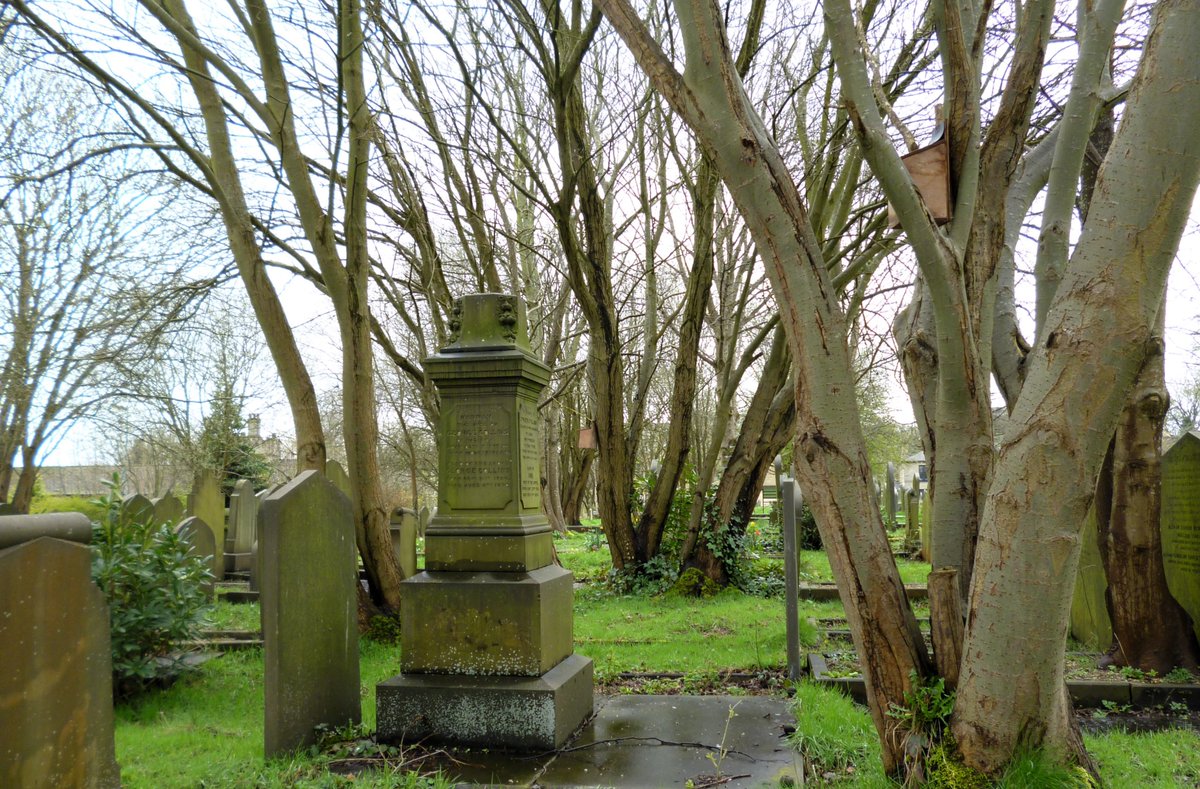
[91,475,212,697]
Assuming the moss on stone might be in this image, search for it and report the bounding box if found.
[670,567,722,598]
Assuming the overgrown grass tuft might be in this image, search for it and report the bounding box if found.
[789,681,885,784]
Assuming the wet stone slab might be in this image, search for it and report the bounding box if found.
[421,694,800,788]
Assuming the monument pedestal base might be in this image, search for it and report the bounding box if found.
[376,654,594,750]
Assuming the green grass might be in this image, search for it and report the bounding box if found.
[206,599,262,630]
[30,493,106,521]
[114,642,443,788]
[799,550,930,586]
[1086,728,1200,787]
[575,587,819,678]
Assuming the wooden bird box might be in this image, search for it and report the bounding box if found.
[577,426,598,450]
[887,129,952,228]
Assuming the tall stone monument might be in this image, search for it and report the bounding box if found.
[377,293,593,750]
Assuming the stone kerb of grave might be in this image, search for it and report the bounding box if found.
[0,514,121,788]
[377,293,593,751]
[260,471,360,758]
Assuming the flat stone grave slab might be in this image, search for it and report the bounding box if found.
[414,694,800,787]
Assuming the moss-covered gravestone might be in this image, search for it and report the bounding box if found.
[120,493,153,526]
[187,470,225,581]
[176,516,217,600]
[377,293,593,750]
[389,508,418,578]
[0,515,120,788]
[227,479,256,573]
[260,471,360,757]
[1070,504,1112,649]
[1161,431,1200,641]
[151,492,184,527]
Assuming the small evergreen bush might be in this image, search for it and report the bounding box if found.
[90,477,212,696]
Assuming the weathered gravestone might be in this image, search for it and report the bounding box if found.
[325,460,351,497]
[1071,431,1200,647]
[919,498,931,562]
[227,479,257,573]
[0,513,120,788]
[260,471,360,757]
[1070,505,1111,650]
[390,508,418,578]
[120,493,154,526]
[1161,431,1200,641]
[377,293,593,750]
[903,475,922,554]
[175,516,217,600]
[885,463,897,528]
[187,470,225,580]
[418,505,431,537]
[249,486,275,593]
[151,492,184,527]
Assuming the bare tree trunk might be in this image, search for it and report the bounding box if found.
[684,329,794,583]
[1096,328,1200,672]
[953,0,1200,769]
[159,0,327,475]
[599,0,931,771]
[10,449,37,513]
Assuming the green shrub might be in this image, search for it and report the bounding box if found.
[91,478,212,696]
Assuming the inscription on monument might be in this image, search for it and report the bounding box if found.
[1162,433,1200,634]
[445,401,512,510]
[519,401,540,510]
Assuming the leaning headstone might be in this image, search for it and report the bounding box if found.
[885,463,897,527]
[1160,431,1200,641]
[389,508,418,578]
[188,470,225,581]
[377,293,593,750]
[0,514,120,787]
[261,471,360,757]
[418,505,431,538]
[152,492,184,527]
[1070,505,1111,650]
[175,516,217,600]
[227,479,257,572]
[120,493,154,526]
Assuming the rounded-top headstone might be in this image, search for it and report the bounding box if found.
[442,293,530,353]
